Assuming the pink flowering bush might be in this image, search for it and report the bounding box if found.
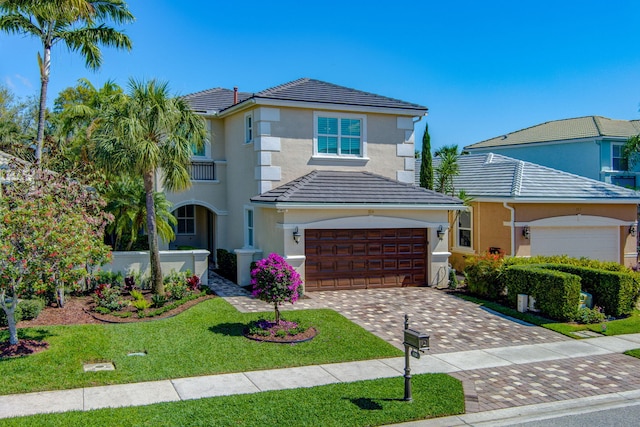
[251,253,302,324]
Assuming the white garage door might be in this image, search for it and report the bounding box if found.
[531,226,619,262]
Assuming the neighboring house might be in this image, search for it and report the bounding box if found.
[164,78,464,289]
[464,116,640,188]
[417,153,640,272]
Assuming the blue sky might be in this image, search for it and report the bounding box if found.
[2,0,640,151]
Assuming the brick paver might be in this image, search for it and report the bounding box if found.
[208,272,640,414]
[451,353,640,412]
[210,273,568,353]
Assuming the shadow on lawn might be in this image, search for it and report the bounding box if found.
[208,322,246,337]
[346,397,405,410]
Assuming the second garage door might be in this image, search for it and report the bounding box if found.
[304,228,428,291]
[530,226,619,262]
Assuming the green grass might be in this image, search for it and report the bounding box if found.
[455,294,640,338]
[0,298,402,395]
[0,374,464,427]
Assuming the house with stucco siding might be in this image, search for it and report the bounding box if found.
[163,78,463,290]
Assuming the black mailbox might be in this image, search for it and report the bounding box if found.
[403,329,430,351]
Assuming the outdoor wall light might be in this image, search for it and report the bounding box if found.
[292,227,301,244]
[630,224,637,237]
[436,225,445,240]
[522,226,530,239]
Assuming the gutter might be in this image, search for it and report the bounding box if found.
[503,202,515,256]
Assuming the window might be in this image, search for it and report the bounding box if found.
[245,208,254,247]
[456,209,472,248]
[192,122,208,156]
[612,144,628,171]
[176,205,195,235]
[245,113,253,143]
[315,113,364,157]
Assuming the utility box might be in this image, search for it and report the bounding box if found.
[528,296,539,312]
[403,329,430,351]
[517,294,528,313]
[579,292,593,309]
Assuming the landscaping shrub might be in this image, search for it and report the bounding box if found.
[163,270,193,300]
[0,298,46,326]
[545,264,640,317]
[502,255,629,272]
[576,306,606,324]
[17,298,45,321]
[92,271,124,289]
[464,252,506,300]
[216,248,237,283]
[93,284,128,311]
[151,294,167,308]
[503,265,581,321]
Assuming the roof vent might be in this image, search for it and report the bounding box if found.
[233,87,238,105]
[501,135,508,140]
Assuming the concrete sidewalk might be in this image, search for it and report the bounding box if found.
[2,334,640,420]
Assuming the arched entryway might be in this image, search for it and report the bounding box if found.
[170,203,218,263]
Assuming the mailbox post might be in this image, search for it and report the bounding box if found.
[402,314,430,401]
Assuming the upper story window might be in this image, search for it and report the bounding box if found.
[245,113,253,144]
[192,120,209,157]
[612,144,628,171]
[456,209,472,249]
[314,112,365,157]
[176,205,195,235]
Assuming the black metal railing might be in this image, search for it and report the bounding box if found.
[189,161,216,181]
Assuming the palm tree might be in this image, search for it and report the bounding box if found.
[0,0,134,165]
[93,79,207,295]
[434,144,461,195]
[105,176,177,251]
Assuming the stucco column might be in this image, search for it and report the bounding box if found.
[234,248,263,286]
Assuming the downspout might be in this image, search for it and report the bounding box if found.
[503,202,515,256]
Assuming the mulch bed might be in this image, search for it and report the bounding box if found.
[0,293,216,358]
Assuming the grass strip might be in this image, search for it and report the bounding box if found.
[0,374,464,427]
[0,298,402,395]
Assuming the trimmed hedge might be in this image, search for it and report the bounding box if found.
[504,265,581,321]
[216,248,237,283]
[464,253,506,300]
[539,264,640,317]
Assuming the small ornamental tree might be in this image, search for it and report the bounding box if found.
[250,253,302,325]
[0,159,112,345]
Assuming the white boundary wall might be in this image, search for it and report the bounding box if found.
[101,250,210,283]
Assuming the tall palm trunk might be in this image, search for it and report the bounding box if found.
[144,171,163,294]
[35,46,51,165]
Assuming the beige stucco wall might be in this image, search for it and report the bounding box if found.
[450,201,638,272]
[250,207,452,290]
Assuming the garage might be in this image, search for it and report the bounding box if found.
[304,228,428,291]
[530,226,619,262]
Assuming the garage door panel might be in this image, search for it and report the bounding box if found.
[531,226,618,262]
[305,228,428,291]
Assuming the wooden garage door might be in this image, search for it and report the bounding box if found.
[304,228,427,291]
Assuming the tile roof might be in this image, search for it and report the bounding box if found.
[252,170,462,205]
[182,87,253,113]
[183,78,428,114]
[465,116,640,149]
[415,153,640,201]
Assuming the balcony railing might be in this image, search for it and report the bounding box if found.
[189,161,216,181]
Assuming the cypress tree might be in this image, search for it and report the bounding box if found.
[419,124,433,189]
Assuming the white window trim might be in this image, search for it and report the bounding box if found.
[453,208,472,251]
[176,205,196,236]
[244,207,254,248]
[244,112,254,144]
[611,143,626,172]
[312,111,367,159]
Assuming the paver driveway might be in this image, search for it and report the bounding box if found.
[211,275,569,353]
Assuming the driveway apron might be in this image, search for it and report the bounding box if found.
[211,273,640,413]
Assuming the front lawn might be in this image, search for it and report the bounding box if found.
[0,298,402,395]
[0,374,464,427]
[457,294,640,338]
